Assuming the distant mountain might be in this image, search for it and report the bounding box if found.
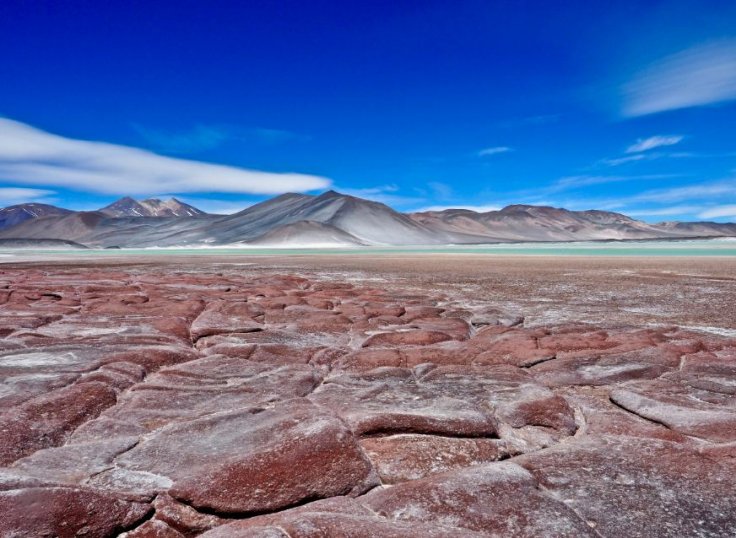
[0,211,107,241]
[0,203,72,230]
[0,191,734,248]
[655,221,736,237]
[409,204,687,242]
[247,220,367,247]
[200,190,462,245]
[99,197,206,217]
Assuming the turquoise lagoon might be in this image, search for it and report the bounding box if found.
[2,238,736,258]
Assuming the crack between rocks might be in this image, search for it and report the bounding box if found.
[521,353,558,368]
[114,495,157,537]
[302,371,327,397]
[607,396,674,432]
[608,396,717,443]
[358,430,501,440]
[172,491,333,521]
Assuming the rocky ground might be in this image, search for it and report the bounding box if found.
[0,257,734,537]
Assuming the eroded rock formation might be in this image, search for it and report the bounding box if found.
[0,266,734,536]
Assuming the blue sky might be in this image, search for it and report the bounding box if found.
[1,0,736,221]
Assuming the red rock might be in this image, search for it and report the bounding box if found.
[468,305,525,327]
[10,436,138,485]
[530,346,680,387]
[336,348,403,370]
[401,305,445,321]
[100,358,322,432]
[562,388,689,443]
[255,295,305,309]
[200,497,482,537]
[1,267,735,536]
[153,493,226,535]
[410,317,472,340]
[675,348,736,395]
[538,328,613,353]
[469,328,555,367]
[0,487,151,538]
[362,330,453,347]
[360,434,507,483]
[364,302,406,318]
[292,311,353,332]
[120,519,186,538]
[401,342,469,367]
[98,346,199,373]
[309,368,498,437]
[190,300,264,341]
[115,400,378,514]
[80,361,146,390]
[516,436,736,537]
[0,381,117,465]
[363,463,597,536]
[248,343,323,364]
[610,379,736,442]
[304,297,335,310]
[419,365,578,435]
[0,345,105,375]
[365,314,406,328]
[335,302,366,319]
[0,371,78,408]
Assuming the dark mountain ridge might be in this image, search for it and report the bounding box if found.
[0,203,72,230]
[100,196,206,217]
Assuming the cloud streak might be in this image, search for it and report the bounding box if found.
[478,146,512,157]
[626,135,683,153]
[699,205,736,219]
[622,40,736,117]
[0,187,57,207]
[0,118,331,196]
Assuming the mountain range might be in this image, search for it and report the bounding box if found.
[99,197,205,217]
[0,191,734,248]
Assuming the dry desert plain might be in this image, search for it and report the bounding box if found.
[0,253,735,537]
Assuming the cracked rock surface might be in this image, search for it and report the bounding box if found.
[0,264,734,537]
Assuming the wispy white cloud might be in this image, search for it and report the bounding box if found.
[601,154,649,166]
[600,150,735,167]
[549,174,675,193]
[427,181,454,199]
[553,175,633,190]
[0,118,330,196]
[627,179,736,204]
[698,204,736,219]
[626,135,683,153]
[0,187,57,207]
[551,179,736,217]
[622,40,736,117]
[478,146,512,157]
